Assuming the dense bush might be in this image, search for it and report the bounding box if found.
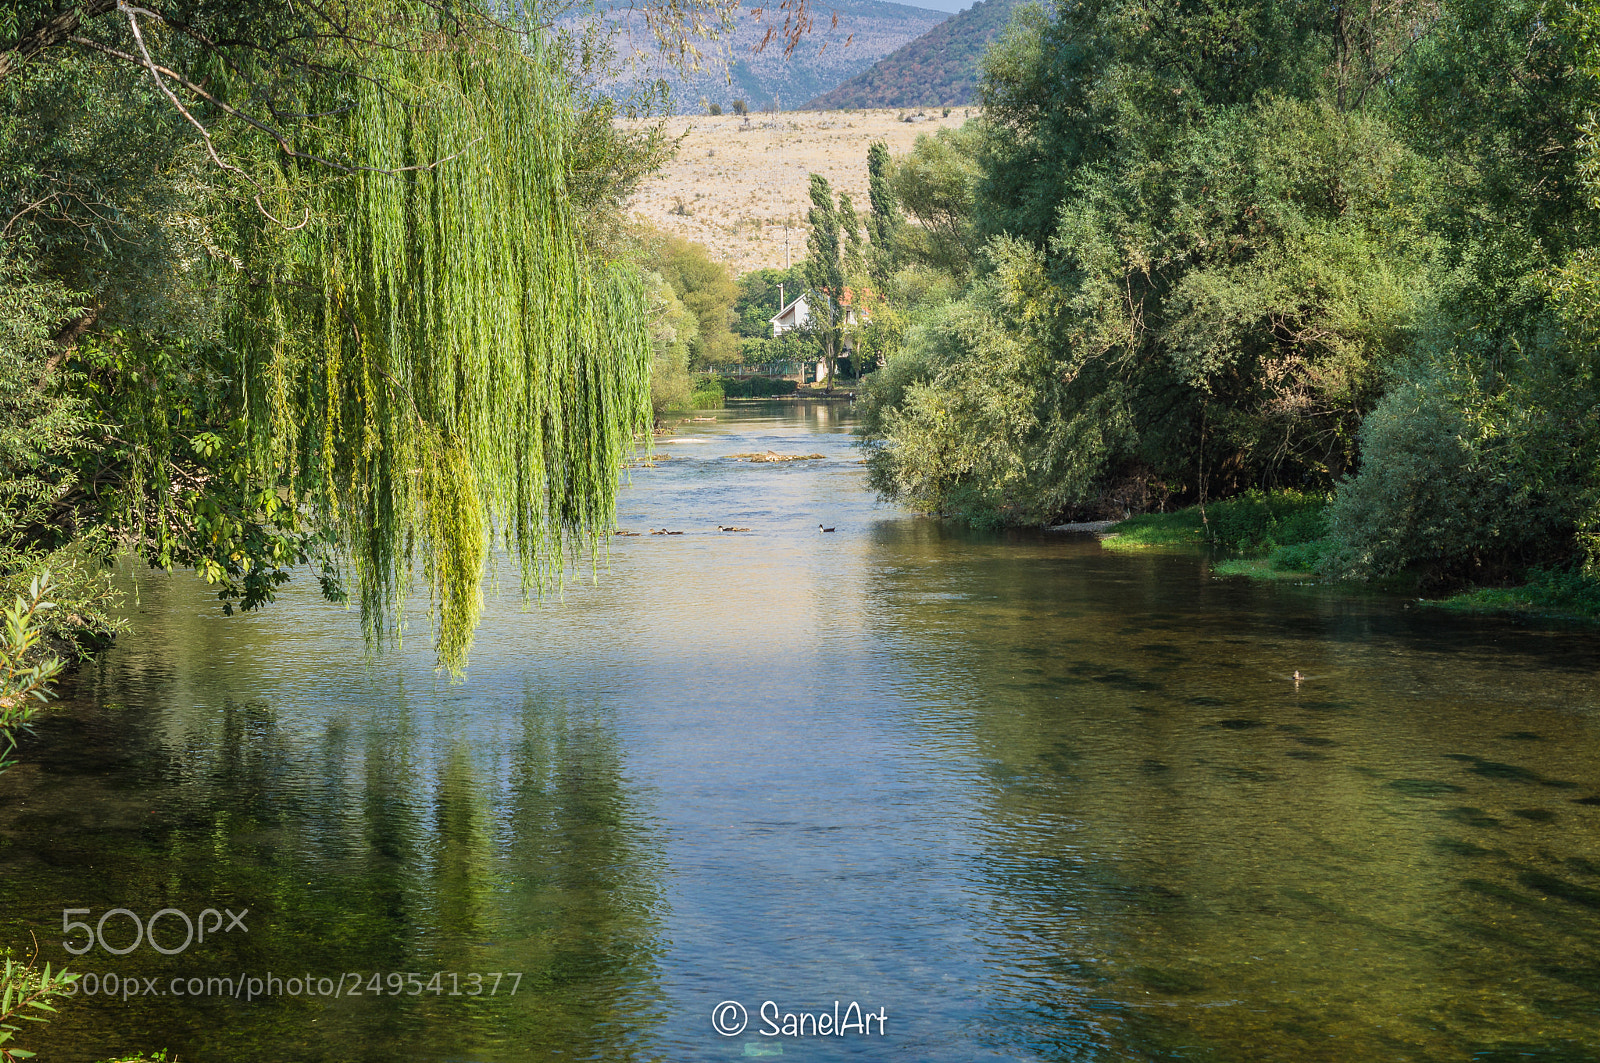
[720,377,799,398]
[687,379,726,409]
[1269,539,1329,572]
[1319,367,1591,587]
[1203,490,1329,553]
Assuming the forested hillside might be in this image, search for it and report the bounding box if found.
[857,0,1600,592]
[802,0,1024,109]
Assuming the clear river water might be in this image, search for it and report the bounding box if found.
[2,401,1598,1062]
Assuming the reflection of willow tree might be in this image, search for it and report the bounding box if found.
[494,697,666,1057]
[5,683,665,1060]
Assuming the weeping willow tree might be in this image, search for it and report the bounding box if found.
[233,12,653,673]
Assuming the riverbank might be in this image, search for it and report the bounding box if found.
[1057,494,1600,624]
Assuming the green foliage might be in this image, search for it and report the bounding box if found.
[0,572,63,775]
[719,376,798,397]
[861,0,1600,588]
[866,141,903,284]
[687,379,726,408]
[1097,491,1326,554]
[644,231,740,366]
[1,2,672,674]
[1203,490,1329,553]
[645,270,697,413]
[1428,565,1600,620]
[233,25,654,672]
[1269,539,1330,573]
[737,332,809,364]
[0,951,76,1061]
[890,124,984,281]
[1320,364,1590,587]
[861,238,1095,522]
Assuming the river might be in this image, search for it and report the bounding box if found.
[2,401,1597,1062]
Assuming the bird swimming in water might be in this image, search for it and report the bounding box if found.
[819,524,835,533]
[1292,670,1305,683]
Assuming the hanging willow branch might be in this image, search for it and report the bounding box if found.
[236,18,652,673]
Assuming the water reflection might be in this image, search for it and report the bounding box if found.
[0,639,665,1061]
[0,400,1596,1062]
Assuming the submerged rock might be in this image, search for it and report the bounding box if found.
[730,451,827,462]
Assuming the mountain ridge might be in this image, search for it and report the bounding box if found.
[800,0,1023,110]
[600,0,952,114]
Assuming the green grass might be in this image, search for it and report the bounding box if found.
[1425,567,1600,622]
[1098,491,1330,557]
[1211,558,1320,581]
[1098,509,1206,551]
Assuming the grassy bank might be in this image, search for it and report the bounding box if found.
[1424,568,1600,622]
[1096,491,1600,622]
[1099,490,1330,572]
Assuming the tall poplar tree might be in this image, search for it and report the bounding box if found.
[866,140,902,284]
[805,172,845,387]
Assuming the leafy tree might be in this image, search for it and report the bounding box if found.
[839,192,865,276]
[890,125,984,282]
[644,231,740,367]
[804,173,848,387]
[866,140,903,283]
[0,572,62,775]
[858,0,1600,593]
[645,270,698,412]
[0,3,679,671]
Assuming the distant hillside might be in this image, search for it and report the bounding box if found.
[800,0,1023,109]
[601,0,950,114]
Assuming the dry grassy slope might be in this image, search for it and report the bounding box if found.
[618,109,970,276]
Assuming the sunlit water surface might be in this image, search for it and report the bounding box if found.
[2,402,1598,1062]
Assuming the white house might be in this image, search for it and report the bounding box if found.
[769,287,873,381]
[769,288,870,338]
[770,289,812,338]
